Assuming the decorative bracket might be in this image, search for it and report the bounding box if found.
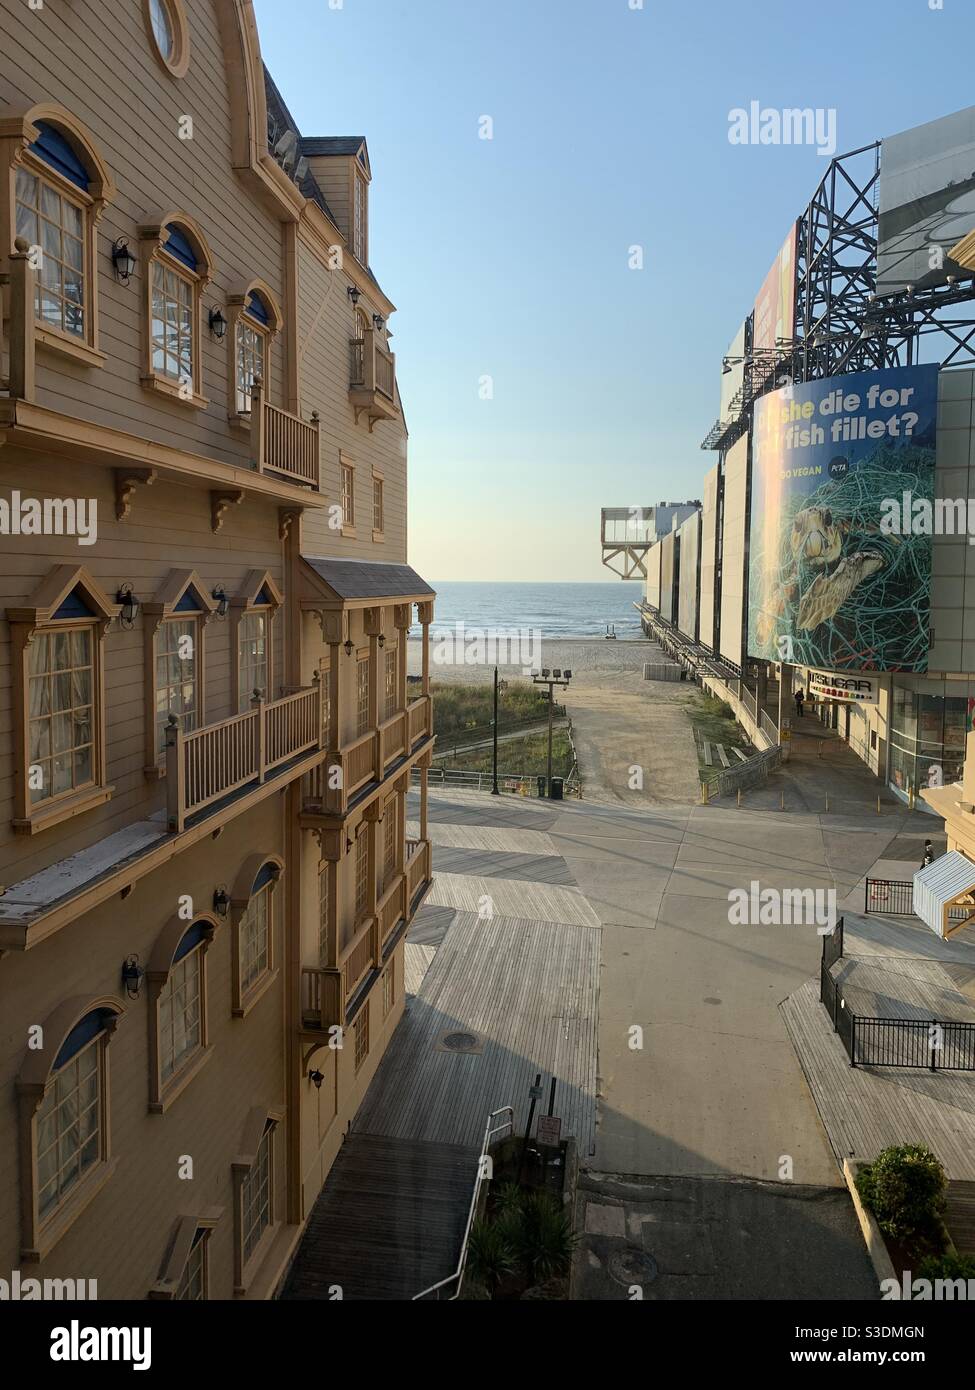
[114,468,156,521]
[210,489,244,534]
[278,506,303,542]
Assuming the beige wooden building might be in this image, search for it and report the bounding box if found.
[0,0,434,1299]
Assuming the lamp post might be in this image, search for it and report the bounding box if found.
[531,668,571,797]
[491,666,508,795]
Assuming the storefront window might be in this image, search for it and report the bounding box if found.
[889,682,971,802]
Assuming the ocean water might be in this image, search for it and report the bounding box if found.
[427,581,645,639]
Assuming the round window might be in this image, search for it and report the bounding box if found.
[145,0,189,78]
[150,0,173,60]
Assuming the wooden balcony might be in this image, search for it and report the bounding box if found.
[380,709,408,770]
[407,695,432,749]
[250,380,320,489]
[348,328,398,430]
[301,839,432,1032]
[165,686,320,832]
[302,728,379,816]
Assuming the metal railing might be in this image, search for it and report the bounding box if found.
[412,1105,515,1301]
[819,949,975,1071]
[865,876,972,925]
[704,744,782,799]
[412,766,580,796]
[822,915,845,970]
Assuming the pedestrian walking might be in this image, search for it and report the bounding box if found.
[794,687,805,718]
[921,839,934,869]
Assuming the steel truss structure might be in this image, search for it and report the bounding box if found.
[701,140,975,452]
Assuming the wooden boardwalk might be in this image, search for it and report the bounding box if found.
[946,1181,975,1254]
[281,1134,478,1300]
[782,979,975,1179]
[356,910,599,1152]
[287,791,603,1297]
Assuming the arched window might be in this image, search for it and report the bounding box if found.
[225,280,282,420]
[147,914,217,1110]
[230,853,285,1015]
[17,995,125,1260]
[138,212,213,408]
[3,108,115,367]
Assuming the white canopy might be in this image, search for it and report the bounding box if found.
[913,850,975,939]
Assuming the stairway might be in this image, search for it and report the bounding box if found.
[281,1133,479,1300]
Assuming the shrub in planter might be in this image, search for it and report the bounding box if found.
[855,1145,947,1244]
[510,1192,578,1285]
[917,1251,975,1282]
[466,1217,516,1293]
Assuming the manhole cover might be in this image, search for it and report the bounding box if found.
[608,1247,658,1286]
[434,1030,484,1054]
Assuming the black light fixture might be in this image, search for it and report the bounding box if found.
[115,582,140,629]
[121,955,144,999]
[373,314,385,332]
[347,285,361,305]
[377,633,385,648]
[212,585,230,619]
[344,637,354,656]
[213,885,230,917]
[112,238,136,285]
[208,307,228,341]
[309,1069,325,1090]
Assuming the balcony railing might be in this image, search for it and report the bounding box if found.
[250,380,320,489]
[348,328,398,427]
[301,839,432,1032]
[380,710,408,769]
[166,686,321,832]
[407,695,432,747]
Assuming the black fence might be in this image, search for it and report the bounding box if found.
[864,877,914,915]
[822,916,844,970]
[818,958,975,1071]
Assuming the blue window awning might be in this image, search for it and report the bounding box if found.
[31,122,89,191]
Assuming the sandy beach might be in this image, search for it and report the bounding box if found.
[408,636,701,804]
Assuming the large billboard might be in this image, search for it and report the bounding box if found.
[719,434,749,668]
[877,107,975,295]
[747,365,939,672]
[645,541,661,611]
[720,320,747,423]
[659,530,676,625]
[677,511,701,641]
[699,463,721,650]
[752,226,797,352]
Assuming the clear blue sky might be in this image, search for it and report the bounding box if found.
[254,0,975,581]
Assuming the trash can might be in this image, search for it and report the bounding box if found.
[550,777,564,801]
[537,775,546,799]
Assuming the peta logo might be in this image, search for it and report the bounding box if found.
[50,1320,151,1371]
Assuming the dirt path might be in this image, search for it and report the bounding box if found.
[565,672,700,805]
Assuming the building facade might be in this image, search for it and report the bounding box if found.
[0,0,434,1298]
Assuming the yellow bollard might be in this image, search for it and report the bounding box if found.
[737,788,742,808]
[780,789,785,811]
[825,793,829,813]
[876,795,882,815]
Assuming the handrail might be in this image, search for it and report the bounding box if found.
[412,1105,515,1301]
